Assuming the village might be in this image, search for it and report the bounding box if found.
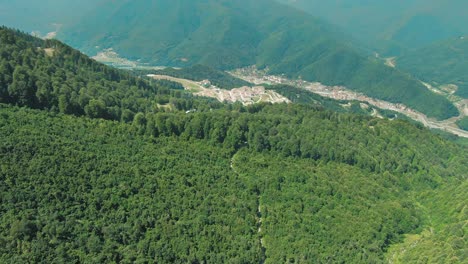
[229,66,468,138]
[148,74,290,106]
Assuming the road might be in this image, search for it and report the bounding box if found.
[229,67,468,138]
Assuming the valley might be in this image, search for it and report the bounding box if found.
[90,49,468,137]
[1,1,467,263]
[92,48,166,70]
[230,67,468,138]
[57,0,458,120]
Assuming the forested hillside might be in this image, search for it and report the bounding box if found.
[277,0,468,55]
[0,27,223,121]
[1,102,466,263]
[1,26,467,263]
[277,0,468,101]
[387,179,467,263]
[58,0,457,120]
[397,37,468,98]
[0,27,404,123]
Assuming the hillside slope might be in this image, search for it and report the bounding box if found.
[1,103,466,263]
[58,0,458,120]
[397,37,468,98]
[0,27,416,123]
[277,0,468,54]
[0,26,467,263]
[0,27,224,121]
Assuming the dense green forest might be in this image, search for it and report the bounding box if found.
[266,84,404,119]
[1,26,467,263]
[386,180,467,263]
[58,0,458,120]
[0,105,261,263]
[1,102,466,263]
[151,64,251,89]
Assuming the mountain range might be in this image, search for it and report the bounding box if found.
[0,0,463,119]
[278,0,468,99]
[278,0,467,54]
[0,27,467,263]
[57,0,457,120]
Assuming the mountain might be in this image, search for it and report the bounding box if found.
[0,26,395,120]
[60,0,342,68]
[276,0,468,55]
[0,26,222,121]
[276,0,468,99]
[397,36,468,98]
[1,26,468,263]
[58,0,458,120]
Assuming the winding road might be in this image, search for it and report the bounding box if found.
[230,68,468,138]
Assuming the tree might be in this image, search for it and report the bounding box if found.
[121,109,135,123]
[224,124,244,150]
[133,112,147,134]
[10,219,37,241]
[85,99,108,119]
[35,78,53,109]
[58,94,70,114]
[0,60,13,102]
[8,66,36,106]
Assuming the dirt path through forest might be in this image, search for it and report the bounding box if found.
[230,151,266,263]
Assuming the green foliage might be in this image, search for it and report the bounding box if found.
[58,0,458,119]
[456,117,468,131]
[0,24,466,264]
[0,106,261,263]
[387,179,468,263]
[0,103,466,263]
[276,0,468,53]
[84,99,108,119]
[235,152,421,263]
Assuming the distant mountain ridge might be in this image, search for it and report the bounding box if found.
[59,0,458,120]
[274,0,468,100]
[397,36,468,98]
[276,0,468,55]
